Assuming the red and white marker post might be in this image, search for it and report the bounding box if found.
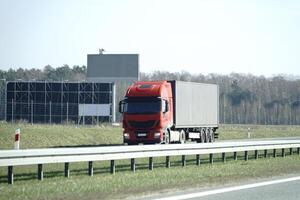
[14,128,21,150]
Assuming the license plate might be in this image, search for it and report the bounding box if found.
[138,133,147,137]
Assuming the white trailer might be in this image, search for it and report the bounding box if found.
[168,81,219,143]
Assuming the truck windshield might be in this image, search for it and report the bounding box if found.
[124,98,161,114]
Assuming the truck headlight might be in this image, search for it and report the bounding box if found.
[124,133,130,139]
[154,132,161,138]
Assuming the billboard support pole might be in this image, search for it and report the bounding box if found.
[49,101,52,125]
[4,80,7,121]
[112,83,116,123]
[11,99,13,124]
[67,102,69,125]
[31,100,33,124]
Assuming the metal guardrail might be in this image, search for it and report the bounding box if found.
[1,140,300,184]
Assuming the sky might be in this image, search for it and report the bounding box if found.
[0,0,300,76]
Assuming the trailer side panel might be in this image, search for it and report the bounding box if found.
[169,81,219,128]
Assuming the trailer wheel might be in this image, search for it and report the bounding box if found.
[200,130,205,143]
[205,129,209,143]
[179,130,186,144]
[206,128,211,143]
[210,129,215,142]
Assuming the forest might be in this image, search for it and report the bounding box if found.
[1,65,300,125]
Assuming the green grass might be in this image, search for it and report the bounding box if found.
[1,123,300,150]
[1,123,300,199]
[1,156,300,200]
[219,124,300,140]
[0,123,122,149]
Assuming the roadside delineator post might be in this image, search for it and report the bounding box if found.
[14,128,20,150]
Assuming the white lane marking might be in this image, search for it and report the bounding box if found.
[154,176,300,200]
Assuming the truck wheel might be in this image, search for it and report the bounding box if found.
[179,130,186,144]
[163,131,170,144]
[210,129,215,142]
[208,131,212,143]
[200,131,205,143]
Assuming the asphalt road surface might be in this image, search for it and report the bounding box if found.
[149,176,300,200]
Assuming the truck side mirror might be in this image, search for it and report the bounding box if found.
[164,100,169,113]
[119,100,125,113]
[166,100,169,112]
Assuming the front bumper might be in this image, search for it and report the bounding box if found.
[124,138,161,144]
[123,131,162,144]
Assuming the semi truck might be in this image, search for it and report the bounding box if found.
[119,80,219,145]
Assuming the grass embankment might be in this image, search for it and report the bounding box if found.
[1,123,300,149]
[219,124,300,140]
[0,123,300,200]
[0,123,122,149]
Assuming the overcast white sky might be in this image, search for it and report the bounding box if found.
[0,0,300,76]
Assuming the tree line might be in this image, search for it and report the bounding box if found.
[141,71,300,125]
[0,65,87,81]
[1,66,300,125]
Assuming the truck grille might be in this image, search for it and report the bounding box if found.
[128,120,156,129]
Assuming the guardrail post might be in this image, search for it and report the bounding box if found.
[233,152,238,161]
[209,153,213,164]
[254,150,258,159]
[131,158,136,172]
[281,149,285,157]
[88,161,93,176]
[8,166,13,184]
[196,154,200,166]
[264,150,268,158]
[244,151,248,161]
[273,149,276,158]
[298,147,300,155]
[64,163,70,178]
[38,164,43,180]
[289,148,293,155]
[222,153,226,163]
[110,160,115,174]
[166,156,170,168]
[182,155,186,167]
[149,157,153,170]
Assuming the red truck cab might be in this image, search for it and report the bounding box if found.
[119,81,173,144]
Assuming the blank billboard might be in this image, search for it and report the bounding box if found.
[79,104,110,116]
[87,54,139,82]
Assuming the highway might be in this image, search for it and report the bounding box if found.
[147,176,300,200]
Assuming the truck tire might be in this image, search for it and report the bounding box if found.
[210,129,215,142]
[179,129,186,144]
[205,129,209,143]
[207,130,212,143]
[209,129,215,143]
[163,131,170,144]
[200,130,205,143]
